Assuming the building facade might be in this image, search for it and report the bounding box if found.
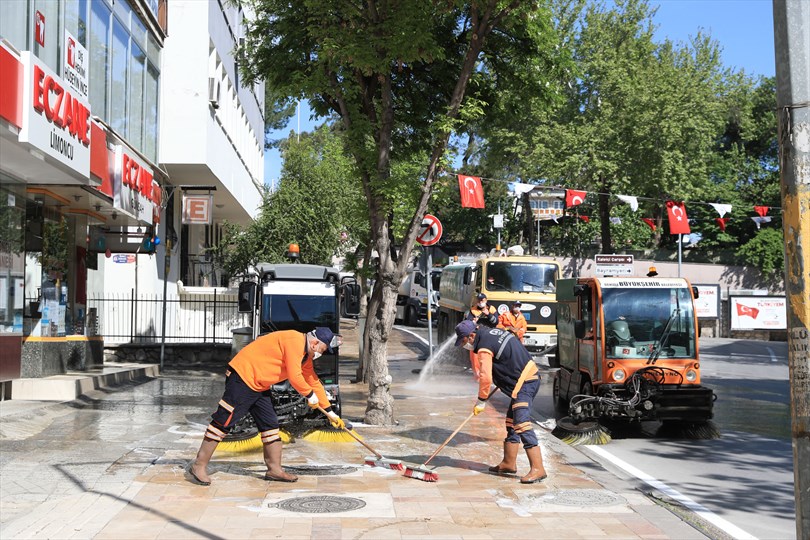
[0,0,168,387]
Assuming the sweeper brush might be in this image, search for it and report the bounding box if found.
[551,417,612,446]
[404,411,476,482]
[313,407,404,470]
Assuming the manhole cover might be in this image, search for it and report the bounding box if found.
[273,496,366,514]
[543,489,625,507]
[282,465,358,476]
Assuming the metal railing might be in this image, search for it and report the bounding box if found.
[87,290,248,344]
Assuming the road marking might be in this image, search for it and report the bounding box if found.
[766,346,777,362]
[586,445,758,540]
[395,325,429,346]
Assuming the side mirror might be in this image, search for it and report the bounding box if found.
[414,273,425,287]
[341,283,361,317]
[238,282,256,313]
[574,319,587,339]
[692,286,699,299]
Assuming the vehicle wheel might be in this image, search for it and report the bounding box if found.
[548,347,560,369]
[406,306,418,326]
[581,379,593,396]
[553,373,568,413]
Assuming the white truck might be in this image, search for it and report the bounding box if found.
[396,267,442,326]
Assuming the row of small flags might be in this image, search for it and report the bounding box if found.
[457,174,775,235]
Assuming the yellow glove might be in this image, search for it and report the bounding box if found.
[473,400,487,415]
[326,411,346,430]
[306,393,320,409]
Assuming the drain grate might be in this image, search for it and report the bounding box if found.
[273,496,366,514]
[542,489,625,507]
[282,465,357,476]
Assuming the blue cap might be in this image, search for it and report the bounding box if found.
[477,293,487,300]
[454,320,477,347]
[313,327,339,353]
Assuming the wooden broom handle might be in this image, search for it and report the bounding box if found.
[422,411,476,467]
[316,406,383,459]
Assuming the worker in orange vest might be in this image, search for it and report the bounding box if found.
[498,301,527,343]
[466,293,497,379]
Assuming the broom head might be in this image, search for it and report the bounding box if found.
[364,456,405,470]
[302,426,363,443]
[551,417,612,446]
[218,429,293,453]
[403,464,439,482]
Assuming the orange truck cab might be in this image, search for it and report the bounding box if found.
[552,276,714,424]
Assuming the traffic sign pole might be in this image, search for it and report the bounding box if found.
[417,214,442,360]
[425,245,434,360]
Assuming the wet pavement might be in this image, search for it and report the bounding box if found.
[0,322,708,539]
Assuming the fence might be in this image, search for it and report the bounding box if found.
[87,290,249,344]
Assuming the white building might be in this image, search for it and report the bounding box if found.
[104,0,265,295]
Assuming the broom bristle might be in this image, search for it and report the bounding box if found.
[218,430,293,453]
[302,427,363,443]
[551,417,612,446]
[364,457,405,470]
[403,466,439,482]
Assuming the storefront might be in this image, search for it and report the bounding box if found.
[0,26,165,384]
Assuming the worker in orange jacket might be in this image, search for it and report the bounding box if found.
[190,327,344,485]
[498,301,527,343]
[466,293,497,379]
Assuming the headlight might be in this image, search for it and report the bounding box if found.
[612,369,626,382]
[685,369,697,382]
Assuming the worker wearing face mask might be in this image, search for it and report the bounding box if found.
[190,327,344,486]
[454,319,547,484]
[498,301,527,343]
[466,293,497,378]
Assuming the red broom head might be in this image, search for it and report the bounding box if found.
[403,467,439,482]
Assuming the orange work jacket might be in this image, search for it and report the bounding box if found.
[498,311,527,342]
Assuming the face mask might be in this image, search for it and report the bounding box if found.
[478,301,486,308]
[463,342,474,351]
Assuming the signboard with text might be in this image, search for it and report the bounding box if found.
[19,51,91,177]
[694,284,720,319]
[62,30,89,99]
[595,254,634,276]
[182,195,213,225]
[730,296,786,330]
[112,146,160,225]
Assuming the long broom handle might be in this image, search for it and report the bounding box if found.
[422,411,476,467]
[316,406,383,459]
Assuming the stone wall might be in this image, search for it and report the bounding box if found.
[104,343,232,368]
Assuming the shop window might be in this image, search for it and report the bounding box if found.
[0,182,25,337]
[0,0,29,51]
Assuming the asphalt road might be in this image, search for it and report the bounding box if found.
[404,324,797,540]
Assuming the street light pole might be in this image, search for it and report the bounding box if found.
[773,1,810,537]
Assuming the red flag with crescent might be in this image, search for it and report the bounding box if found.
[754,205,769,217]
[642,218,656,231]
[736,303,759,319]
[457,175,485,209]
[565,189,587,208]
[666,200,691,235]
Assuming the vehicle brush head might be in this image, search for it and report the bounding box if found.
[551,417,612,446]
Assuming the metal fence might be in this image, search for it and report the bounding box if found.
[87,290,249,344]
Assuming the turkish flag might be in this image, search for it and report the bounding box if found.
[754,205,769,217]
[458,175,485,208]
[642,218,656,231]
[715,217,729,232]
[736,303,759,319]
[666,200,691,235]
[565,189,587,208]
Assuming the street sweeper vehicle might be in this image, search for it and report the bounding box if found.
[222,253,361,445]
[437,254,561,360]
[552,276,715,443]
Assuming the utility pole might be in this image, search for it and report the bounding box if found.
[773,1,810,538]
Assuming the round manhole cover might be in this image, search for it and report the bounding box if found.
[544,489,625,507]
[282,465,358,476]
[273,496,366,514]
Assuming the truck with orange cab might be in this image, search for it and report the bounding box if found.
[552,276,714,424]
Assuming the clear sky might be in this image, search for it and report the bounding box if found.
[262,0,776,187]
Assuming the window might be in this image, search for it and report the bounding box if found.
[109,16,129,137]
[128,41,145,149]
[65,0,88,46]
[0,0,29,51]
[89,0,110,116]
[143,63,159,161]
[33,0,59,72]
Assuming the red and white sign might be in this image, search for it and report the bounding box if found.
[19,51,91,176]
[666,200,691,235]
[113,146,160,225]
[694,284,720,319]
[417,214,442,246]
[62,30,88,99]
[182,195,213,225]
[35,11,46,47]
[730,296,786,330]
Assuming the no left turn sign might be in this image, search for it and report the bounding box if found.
[417,214,442,246]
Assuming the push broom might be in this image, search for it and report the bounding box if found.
[310,406,405,470]
[404,410,476,482]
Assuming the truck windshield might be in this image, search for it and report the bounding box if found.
[261,295,337,333]
[602,287,696,359]
[485,262,557,293]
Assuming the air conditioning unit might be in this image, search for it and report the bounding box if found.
[208,77,220,109]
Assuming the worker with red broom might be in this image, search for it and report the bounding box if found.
[454,319,548,483]
[189,327,345,485]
